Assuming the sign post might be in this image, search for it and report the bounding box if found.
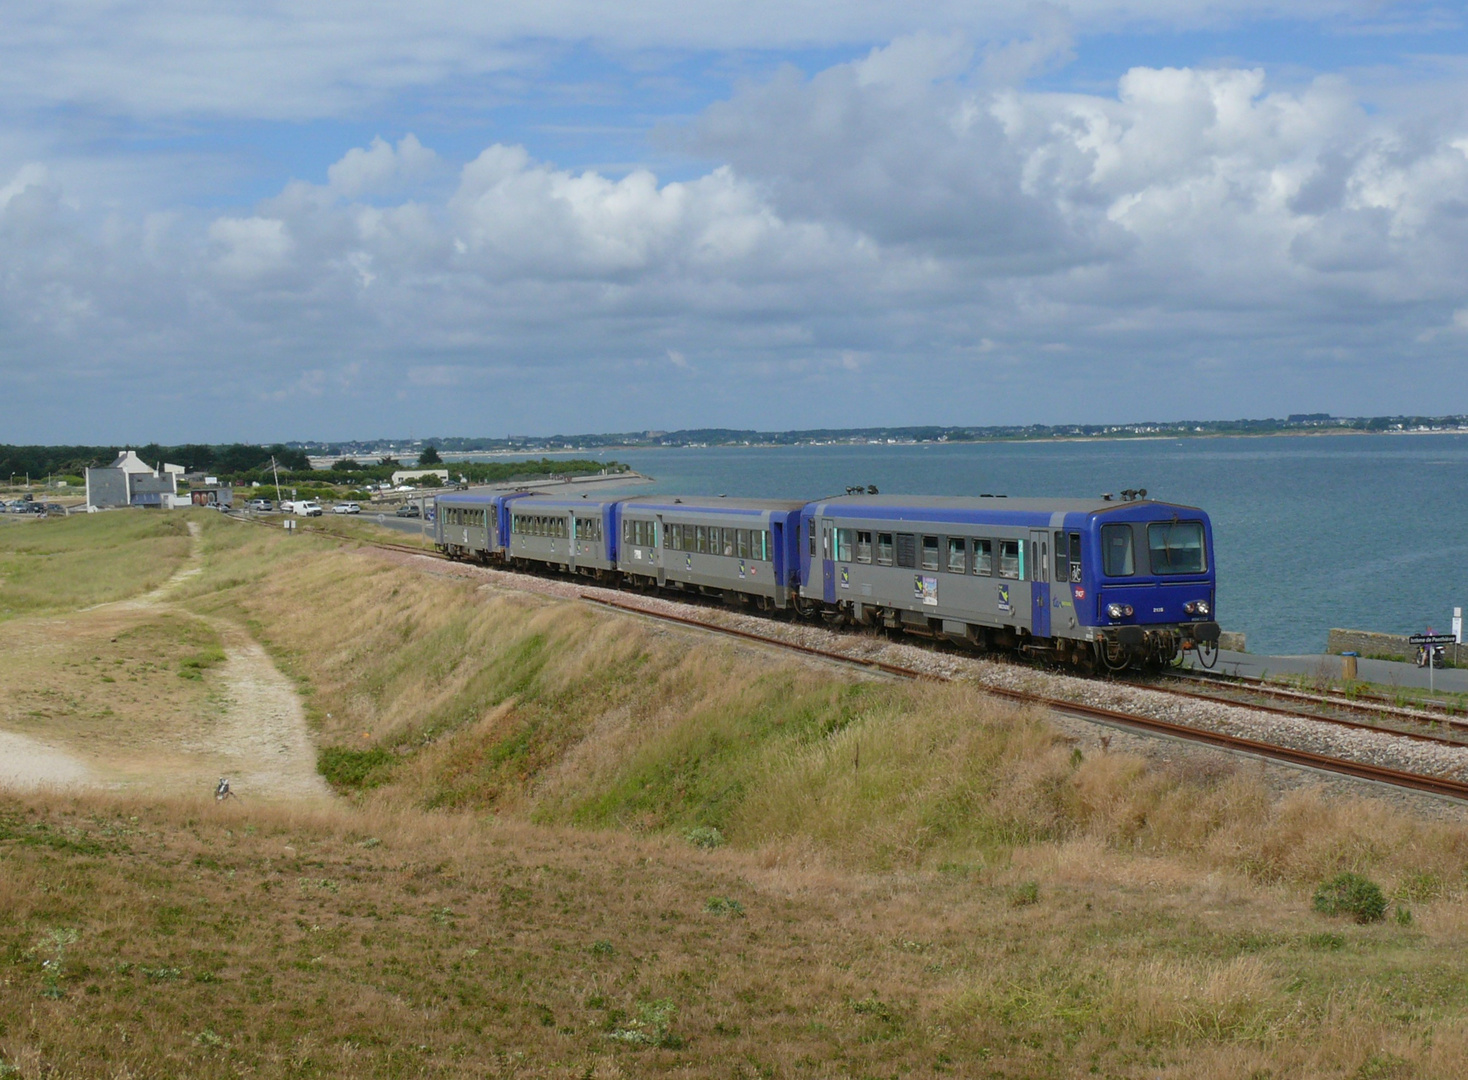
[1455,607,1463,645]
[1409,632,1456,693]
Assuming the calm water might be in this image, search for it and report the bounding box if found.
[487,434,1468,655]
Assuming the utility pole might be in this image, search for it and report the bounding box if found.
[271,456,283,505]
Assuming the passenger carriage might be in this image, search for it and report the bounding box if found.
[434,493,499,561]
[797,494,1219,668]
[505,495,620,580]
[616,497,804,609]
[434,490,542,563]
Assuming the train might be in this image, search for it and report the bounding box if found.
[433,488,1220,671]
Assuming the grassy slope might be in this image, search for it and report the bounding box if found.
[4,515,1468,1077]
[0,512,191,619]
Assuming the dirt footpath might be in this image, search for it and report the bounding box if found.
[0,730,92,790]
[208,623,331,800]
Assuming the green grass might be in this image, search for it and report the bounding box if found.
[0,512,192,619]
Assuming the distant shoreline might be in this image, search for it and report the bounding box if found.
[437,426,1468,458]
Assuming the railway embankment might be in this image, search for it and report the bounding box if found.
[7,512,1468,1077]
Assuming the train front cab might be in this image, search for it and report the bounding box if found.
[1074,502,1220,669]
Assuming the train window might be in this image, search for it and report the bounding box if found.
[876,533,894,565]
[973,538,993,576]
[761,530,771,560]
[947,537,966,573]
[1101,524,1134,576]
[998,539,1020,579]
[1148,522,1206,574]
[723,529,735,557]
[920,536,939,571]
[856,531,872,564]
[896,534,916,568]
[1054,531,1068,582]
[737,529,750,559]
[809,523,816,558]
[1069,533,1081,581]
[693,525,705,553]
[835,528,852,562]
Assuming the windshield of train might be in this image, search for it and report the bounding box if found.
[1147,522,1207,574]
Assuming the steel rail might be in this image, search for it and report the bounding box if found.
[1158,670,1468,727]
[580,594,1468,802]
[1130,680,1468,747]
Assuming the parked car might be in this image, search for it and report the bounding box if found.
[333,502,361,515]
[395,503,421,518]
[246,498,273,512]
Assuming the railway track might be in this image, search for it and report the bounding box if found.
[580,594,1468,802]
[1156,669,1468,728]
[234,514,1468,799]
[1132,676,1468,745]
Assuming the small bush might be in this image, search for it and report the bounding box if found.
[705,896,744,917]
[684,826,725,849]
[1010,881,1040,907]
[1312,873,1387,923]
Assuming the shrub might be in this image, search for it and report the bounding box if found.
[1011,881,1040,907]
[1312,873,1387,923]
[684,825,725,849]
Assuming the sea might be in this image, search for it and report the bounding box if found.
[459,433,1468,656]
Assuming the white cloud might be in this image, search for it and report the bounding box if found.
[207,216,295,277]
[0,2,1428,121]
[327,134,440,199]
[6,41,1468,439]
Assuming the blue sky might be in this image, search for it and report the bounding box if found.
[3,2,1468,442]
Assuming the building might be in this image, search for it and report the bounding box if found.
[390,468,450,485]
[85,451,184,509]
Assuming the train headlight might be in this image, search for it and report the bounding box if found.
[1106,603,1133,620]
[1184,600,1211,616]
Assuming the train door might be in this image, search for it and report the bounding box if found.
[567,513,578,573]
[1029,529,1050,637]
[771,518,787,603]
[655,515,666,587]
[821,518,835,603]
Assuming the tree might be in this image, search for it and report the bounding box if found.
[418,445,442,466]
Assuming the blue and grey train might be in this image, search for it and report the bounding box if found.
[434,488,1220,670]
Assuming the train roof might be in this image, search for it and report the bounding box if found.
[621,496,807,512]
[809,494,1203,516]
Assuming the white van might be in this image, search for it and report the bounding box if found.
[281,500,323,517]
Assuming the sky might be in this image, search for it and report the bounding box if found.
[4,2,1468,443]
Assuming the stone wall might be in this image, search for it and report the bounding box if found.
[1217,631,1246,652]
[1327,628,1468,667]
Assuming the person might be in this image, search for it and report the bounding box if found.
[215,777,232,801]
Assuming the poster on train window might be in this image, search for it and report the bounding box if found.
[915,575,938,606]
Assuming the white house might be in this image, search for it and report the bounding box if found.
[85,451,184,509]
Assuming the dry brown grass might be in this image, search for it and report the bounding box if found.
[5,789,1468,1079]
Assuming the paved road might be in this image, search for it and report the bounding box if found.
[1182,648,1468,693]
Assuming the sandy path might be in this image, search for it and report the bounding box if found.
[208,623,332,801]
[0,730,93,790]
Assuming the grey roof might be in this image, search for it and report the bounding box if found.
[622,496,807,512]
[811,494,1200,514]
